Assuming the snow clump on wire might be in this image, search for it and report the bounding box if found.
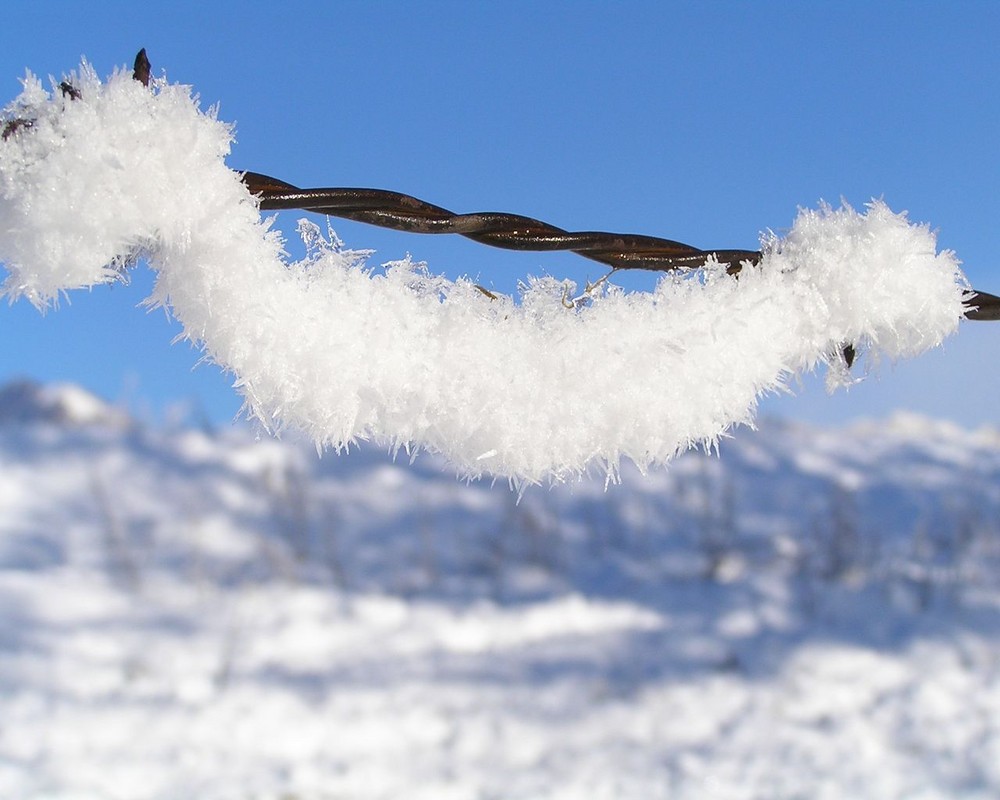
[0,60,972,484]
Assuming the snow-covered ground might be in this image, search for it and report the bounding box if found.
[1,380,998,799]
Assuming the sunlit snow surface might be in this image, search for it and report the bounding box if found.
[1,382,999,799]
[0,62,972,482]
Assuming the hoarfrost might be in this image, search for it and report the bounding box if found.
[0,62,971,482]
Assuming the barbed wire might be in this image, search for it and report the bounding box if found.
[241,170,763,275]
[5,48,999,323]
[239,175,1000,322]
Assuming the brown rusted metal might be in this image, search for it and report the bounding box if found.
[242,171,762,274]
[1,117,32,140]
[965,291,1000,321]
[238,169,1000,322]
[58,81,81,100]
[133,49,151,87]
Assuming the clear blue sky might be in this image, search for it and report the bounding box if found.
[2,1,999,429]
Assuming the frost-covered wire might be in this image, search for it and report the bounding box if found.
[241,174,1000,322]
[0,53,989,484]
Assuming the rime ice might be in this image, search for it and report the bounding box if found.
[0,61,972,483]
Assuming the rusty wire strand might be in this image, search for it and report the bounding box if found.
[3,48,998,324]
[241,171,1000,322]
[242,170,762,275]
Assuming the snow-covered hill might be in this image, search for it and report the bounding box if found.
[0,379,131,428]
[1,380,998,799]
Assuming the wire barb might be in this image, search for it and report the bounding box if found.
[133,48,151,88]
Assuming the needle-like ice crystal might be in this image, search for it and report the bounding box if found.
[0,61,971,483]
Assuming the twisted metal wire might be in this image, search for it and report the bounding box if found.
[242,171,762,275]
[241,171,1000,322]
[5,48,998,322]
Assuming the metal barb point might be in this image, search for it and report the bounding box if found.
[133,49,150,87]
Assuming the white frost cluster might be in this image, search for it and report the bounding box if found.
[0,62,972,483]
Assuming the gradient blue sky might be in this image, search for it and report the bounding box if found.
[2,1,999,429]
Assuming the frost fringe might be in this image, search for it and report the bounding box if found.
[0,62,970,483]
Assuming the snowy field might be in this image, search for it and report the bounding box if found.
[1,380,999,799]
